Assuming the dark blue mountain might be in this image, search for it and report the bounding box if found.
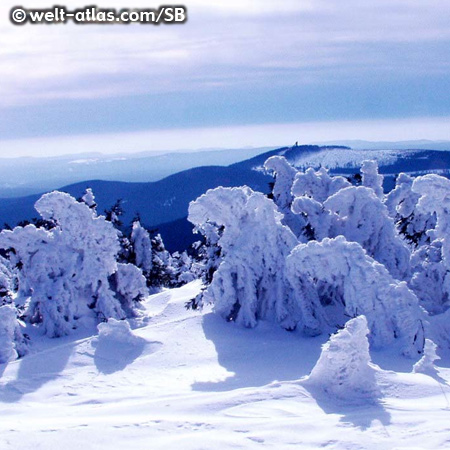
[1,144,450,251]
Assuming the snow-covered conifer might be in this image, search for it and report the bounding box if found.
[0,191,141,337]
[264,156,306,239]
[0,256,14,305]
[171,251,195,286]
[409,241,448,314]
[81,188,97,209]
[291,166,350,203]
[385,173,435,246]
[289,166,348,242]
[412,174,450,267]
[149,234,176,287]
[287,236,424,356]
[0,305,26,363]
[188,186,300,329]
[406,174,450,314]
[324,186,411,280]
[291,195,333,241]
[361,160,384,198]
[111,263,147,316]
[130,220,152,276]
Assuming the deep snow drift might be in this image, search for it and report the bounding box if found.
[1,281,450,450]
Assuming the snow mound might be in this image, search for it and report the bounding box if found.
[97,318,142,345]
[305,315,379,402]
[94,318,149,375]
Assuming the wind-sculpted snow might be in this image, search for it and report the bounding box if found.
[305,316,379,401]
[188,186,300,329]
[286,237,424,356]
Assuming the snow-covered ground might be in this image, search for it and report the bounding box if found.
[1,281,450,449]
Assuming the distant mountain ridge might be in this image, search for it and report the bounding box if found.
[0,146,272,198]
[2,144,450,251]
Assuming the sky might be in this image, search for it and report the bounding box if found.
[1,0,450,157]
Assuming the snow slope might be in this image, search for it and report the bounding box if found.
[1,282,450,449]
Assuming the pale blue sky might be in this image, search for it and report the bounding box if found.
[1,0,450,156]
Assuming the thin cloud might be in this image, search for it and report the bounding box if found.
[1,0,450,106]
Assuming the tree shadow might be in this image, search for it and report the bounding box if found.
[0,340,74,403]
[302,383,392,430]
[192,313,328,392]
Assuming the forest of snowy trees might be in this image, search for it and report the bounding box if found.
[0,189,195,362]
[2,155,450,377]
[187,156,450,359]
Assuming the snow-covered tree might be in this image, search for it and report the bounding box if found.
[385,173,435,246]
[188,186,300,329]
[305,315,379,401]
[149,234,176,288]
[405,174,450,315]
[324,186,411,280]
[291,166,350,204]
[110,263,148,317]
[130,220,152,277]
[412,174,450,268]
[264,156,306,239]
[361,160,384,198]
[0,191,142,337]
[289,165,349,242]
[81,188,97,209]
[409,240,448,314]
[191,224,223,284]
[291,195,333,241]
[171,251,195,286]
[286,236,424,356]
[0,305,27,363]
[292,185,411,280]
[104,198,124,227]
[0,256,14,306]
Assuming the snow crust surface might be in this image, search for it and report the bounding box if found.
[1,282,450,449]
